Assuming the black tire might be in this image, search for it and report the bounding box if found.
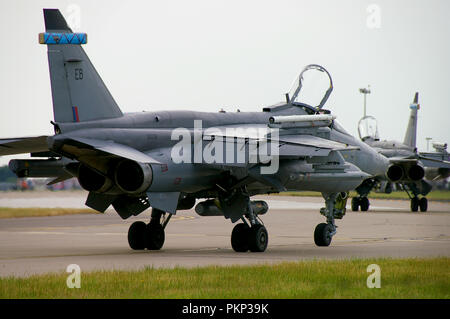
[411,197,419,212]
[351,197,359,211]
[231,223,250,252]
[147,223,165,250]
[419,197,428,212]
[314,223,332,247]
[360,197,370,212]
[128,221,147,250]
[248,225,269,252]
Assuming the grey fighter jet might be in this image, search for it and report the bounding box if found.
[2,9,393,252]
[420,142,450,181]
[354,93,450,212]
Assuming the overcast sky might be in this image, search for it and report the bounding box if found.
[1,0,449,165]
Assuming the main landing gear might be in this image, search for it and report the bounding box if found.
[128,208,172,250]
[315,192,348,247]
[410,196,427,212]
[402,186,428,212]
[231,198,268,252]
[352,179,377,212]
[351,196,369,212]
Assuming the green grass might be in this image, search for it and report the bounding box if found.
[0,207,99,218]
[274,190,450,201]
[1,258,448,299]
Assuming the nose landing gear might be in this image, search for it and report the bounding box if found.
[314,192,348,247]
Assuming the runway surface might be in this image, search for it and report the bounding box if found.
[0,191,449,277]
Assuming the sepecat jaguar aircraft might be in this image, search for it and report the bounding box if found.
[1,9,397,252]
[354,92,450,212]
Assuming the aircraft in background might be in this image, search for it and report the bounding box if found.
[420,142,450,181]
[1,9,400,253]
[353,92,450,212]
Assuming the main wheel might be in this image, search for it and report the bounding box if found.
[248,224,268,252]
[411,197,419,212]
[128,221,147,250]
[351,197,360,211]
[419,197,428,212]
[360,197,370,212]
[314,223,332,247]
[231,223,250,252]
[147,223,165,250]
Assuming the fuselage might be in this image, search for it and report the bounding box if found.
[365,138,415,159]
[52,103,390,195]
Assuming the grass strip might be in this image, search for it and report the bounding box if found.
[1,258,448,299]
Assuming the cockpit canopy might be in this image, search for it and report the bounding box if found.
[285,64,334,112]
[358,115,380,141]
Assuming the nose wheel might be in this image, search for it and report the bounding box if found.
[314,223,333,246]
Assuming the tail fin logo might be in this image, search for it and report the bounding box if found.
[39,32,87,45]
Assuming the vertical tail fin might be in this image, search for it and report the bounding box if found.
[403,92,419,149]
[42,9,123,123]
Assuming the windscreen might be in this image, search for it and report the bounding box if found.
[358,116,379,141]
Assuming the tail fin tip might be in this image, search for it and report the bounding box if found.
[403,92,420,148]
[43,9,71,31]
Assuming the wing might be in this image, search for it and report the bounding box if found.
[389,155,450,169]
[277,135,359,152]
[418,155,450,169]
[0,136,49,156]
[388,157,418,164]
[48,135,161,164]
[202,129,358,165]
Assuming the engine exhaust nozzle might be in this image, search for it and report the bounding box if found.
[407,164,424,181]
[387,165,404,182]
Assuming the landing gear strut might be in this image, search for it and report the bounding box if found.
[128,208,172,250]
[315,192,348,247]
[231,198,268,253]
